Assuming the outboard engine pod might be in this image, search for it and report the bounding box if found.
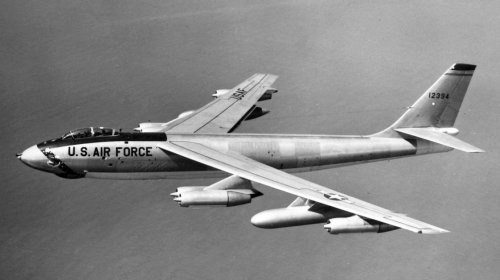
[324,215,398,234]
[172,190,252,207]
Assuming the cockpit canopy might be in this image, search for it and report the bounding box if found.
[62,127,118,140]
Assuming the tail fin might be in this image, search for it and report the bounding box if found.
[373,63,483,153]
[376,63,476,136]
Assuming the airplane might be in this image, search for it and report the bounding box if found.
[17,63,483,235]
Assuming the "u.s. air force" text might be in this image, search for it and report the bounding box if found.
[68,146,153,157]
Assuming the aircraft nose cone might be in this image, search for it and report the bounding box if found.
[19,145,46,169]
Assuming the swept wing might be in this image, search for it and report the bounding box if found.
[160,73,278,134]
[158,141,449,234]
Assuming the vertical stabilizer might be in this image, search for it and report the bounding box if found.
[375,63,476,137]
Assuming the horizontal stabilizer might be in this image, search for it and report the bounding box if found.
[395,128,484,153]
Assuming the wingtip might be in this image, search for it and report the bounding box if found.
[418,228,450,234]
[451,63,476,71]
[462,147,485,153]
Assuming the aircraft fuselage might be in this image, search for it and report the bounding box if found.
[24,132,450,179]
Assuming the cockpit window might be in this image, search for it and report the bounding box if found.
[62,127,118,140]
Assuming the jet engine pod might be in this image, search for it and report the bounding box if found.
[244,107,269,121]
[170,186,205,198]
[258,88,278,101]
[212,89,231,98]
[172,190,252,207]
[323,215,398,234]
[178,110,195,118]
[134,122,164,132]
[251,206,329,228]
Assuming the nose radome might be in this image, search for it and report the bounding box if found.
[19,145,46,168]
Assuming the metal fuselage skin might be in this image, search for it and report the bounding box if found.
[32,132,450,179]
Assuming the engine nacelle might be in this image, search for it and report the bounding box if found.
[133,122,164,132]
[173,190,252,207]
[212,89,231,98]
[324,215,398,234]
[244,107,269,121]
[258,88,278,101]
[170,186,205,198]
[178,110,195,118]
[251,206,347,228]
